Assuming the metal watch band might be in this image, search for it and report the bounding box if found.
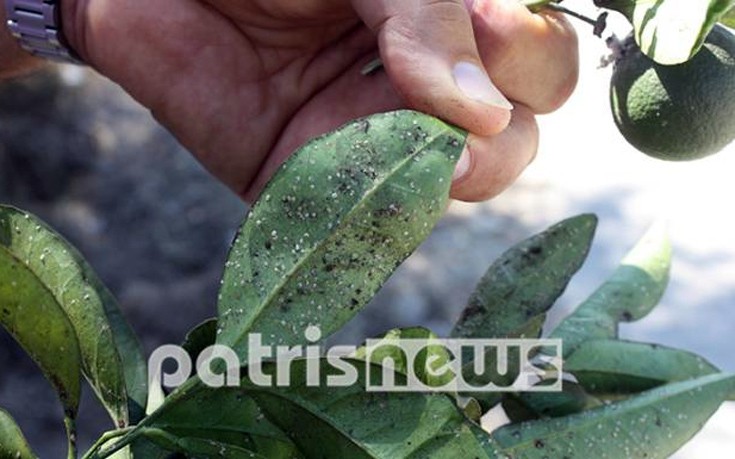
[4,0,82,64]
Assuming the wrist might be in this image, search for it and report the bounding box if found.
[59,0,85,61]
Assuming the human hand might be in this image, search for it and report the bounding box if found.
[61,0,577,203]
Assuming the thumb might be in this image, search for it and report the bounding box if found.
[351,0,512,137]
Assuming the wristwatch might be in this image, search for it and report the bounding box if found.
[4,0,82,63]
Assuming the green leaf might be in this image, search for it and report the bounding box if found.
[352,326,455,388]
[181,317,218,362]
[136,390,300,459]
[0,245,81,418]
[216,110,466,357]
[492,373,735,458]
[150,320,218,420]
[502,381,602,423]
[0,408,37,459]
[450,214,595,413]
[141,430,273,459]
[243,360,492,459]
[353,328,532,416]
[0,205,147,426]
[550,222,671,357]
[92,434,170,459]
[458,343,524,413]
[565,339,719,395]
[103,360,493,459]
[126,440,170,459]
[89,384,300,459]
[722,6,735,26]
[459,396,483,423]
[451,214,597,340]
[632,0,735,64]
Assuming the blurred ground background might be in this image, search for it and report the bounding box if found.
[1,2,733,457]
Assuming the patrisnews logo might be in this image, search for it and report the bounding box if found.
[149,327,562,392]
[359,337,562,392]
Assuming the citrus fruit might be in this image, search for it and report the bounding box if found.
[610,24,735,161]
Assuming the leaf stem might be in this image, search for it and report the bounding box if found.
[80,427,136,459]
[64,416,77,459]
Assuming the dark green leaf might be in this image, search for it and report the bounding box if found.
[451,214,597,339]
[181,318,218,362]
[88,434,170,459]
[216,111,466,357]
[127,440,172,459]
[565,339,719,395]
[142,389,299,459]
[0,205,147,426]
[502,381,602,423]
[632,0,735,64]
[0,408,37,459]
[459,343,523,413]
[141,431,272,459]
[492,373,735,458]
[244,360,491,459]
[0,245,81,417]
[106,360,493,459]
[501,395,538,424]
[92,385,300,459]
[451,214,595,413]
[459,396,483,423]
[550,222,671,357]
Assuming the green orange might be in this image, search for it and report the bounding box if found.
[610,24,735,160]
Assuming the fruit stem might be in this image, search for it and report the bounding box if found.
[545,3,593,26]
[544,3,608,37]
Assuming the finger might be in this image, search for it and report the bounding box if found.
[242,55,403,201]
[468,0,579,114]
[244,56,533,203]
[450,103,538,202]
[351,0,513,137]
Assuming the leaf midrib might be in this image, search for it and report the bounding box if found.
[225,125,458,348]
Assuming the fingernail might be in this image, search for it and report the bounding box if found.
[452,147,472,181]
[453,61,513,110]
